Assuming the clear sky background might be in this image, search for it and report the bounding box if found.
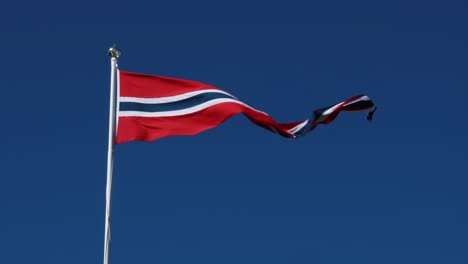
[1,0,467,263]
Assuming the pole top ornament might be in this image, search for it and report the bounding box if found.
[108,45,121,58]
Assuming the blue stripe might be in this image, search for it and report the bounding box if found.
[291,105,332,137]
[120,92,236,113]
[342,100,374,111]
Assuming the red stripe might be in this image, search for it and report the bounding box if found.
[120,70,222,98]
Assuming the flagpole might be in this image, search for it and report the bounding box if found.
[104,45,120,264]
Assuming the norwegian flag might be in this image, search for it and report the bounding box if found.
[116,70,376,144]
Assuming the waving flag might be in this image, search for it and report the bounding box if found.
[116,70,376,144]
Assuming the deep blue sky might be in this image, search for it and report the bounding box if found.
[1,1,467,263]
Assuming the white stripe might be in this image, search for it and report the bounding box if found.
[119,89,236,104]
[322,103,343,116]
[288,120,309,134]
[343,95,369,107]
[343,96,375,112]
[321,96,368,117]
[119,98,268,117]
[312,103,343,123]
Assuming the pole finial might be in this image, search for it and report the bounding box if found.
[108,45,121,58]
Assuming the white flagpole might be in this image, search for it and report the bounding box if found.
[104,46,121,264]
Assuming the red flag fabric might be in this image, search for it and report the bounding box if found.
[116,70,376,144]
